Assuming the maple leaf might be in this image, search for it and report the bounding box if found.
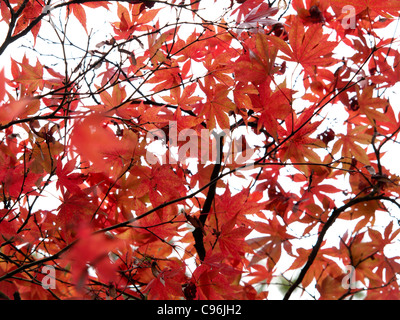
[129,203,184,247]
[146,60,185,94]
[234,33,279,85]
[195,79,236,130]
[231,0,265,23]
[215,186,265,225]
[287,245,344,289]
[203,53,236,87]
[269,17,338,75]
[338,232,388,286]
[12,0,43,41]
[170,33,207,64]
[370,48,400,88]
[143,260,187,299]
[64,2,109,34]
[236,3,280,34]
[366,283,400,299]
[215,215,253,260]
[0,98,32,125]
[147,164,187,208]
[56,193,98,239]
[248,215,295,270]
[56,157,87,196]
[68,4,88,33]
[232,81,258,116]
[161,83,203,110]
[246,264,274,285]
[0,2,11,24]
[81,1,110,10]
[340,200,382,232]
[112,2,161,39]
[256,84,293,140]
[63,227,121,290]
[347,85,390,125]
[278,106,324,165]
[331,123,372,169]
[316,274,348,300]
[98,83,128,112]
[71,112,137,173]
[191,253,243,299]
[11,55,44,93]
[368,221,400,251]
[189,162,226,192]
[0,209,18,243]
[0,161,42,199]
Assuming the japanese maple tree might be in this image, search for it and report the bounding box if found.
[1,0,400,300]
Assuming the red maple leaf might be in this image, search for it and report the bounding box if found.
[56,157,87,196]
[269,17,338,76]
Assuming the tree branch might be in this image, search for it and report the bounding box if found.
[192,132,225,262]
[283,193,388,300]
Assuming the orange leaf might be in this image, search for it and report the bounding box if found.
[71,112,136,172]
[269,17,338,75]
[68,4,87,33]
[331,123,371,168]
[0,98,32,125]
[196,80,236,130]
[12,55,44,93]
[216,215,253,260]
[63,227,121,290]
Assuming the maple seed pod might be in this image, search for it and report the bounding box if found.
[317,128,335,145]
[349,97,360,111]
[183,281,197,300]
[272,23,289,41]
[350,158,358,174]
[309,5,325,23]
[279,61,287,74]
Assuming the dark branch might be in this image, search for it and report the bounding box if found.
[283,193,388,300]
[192,132,225,262]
